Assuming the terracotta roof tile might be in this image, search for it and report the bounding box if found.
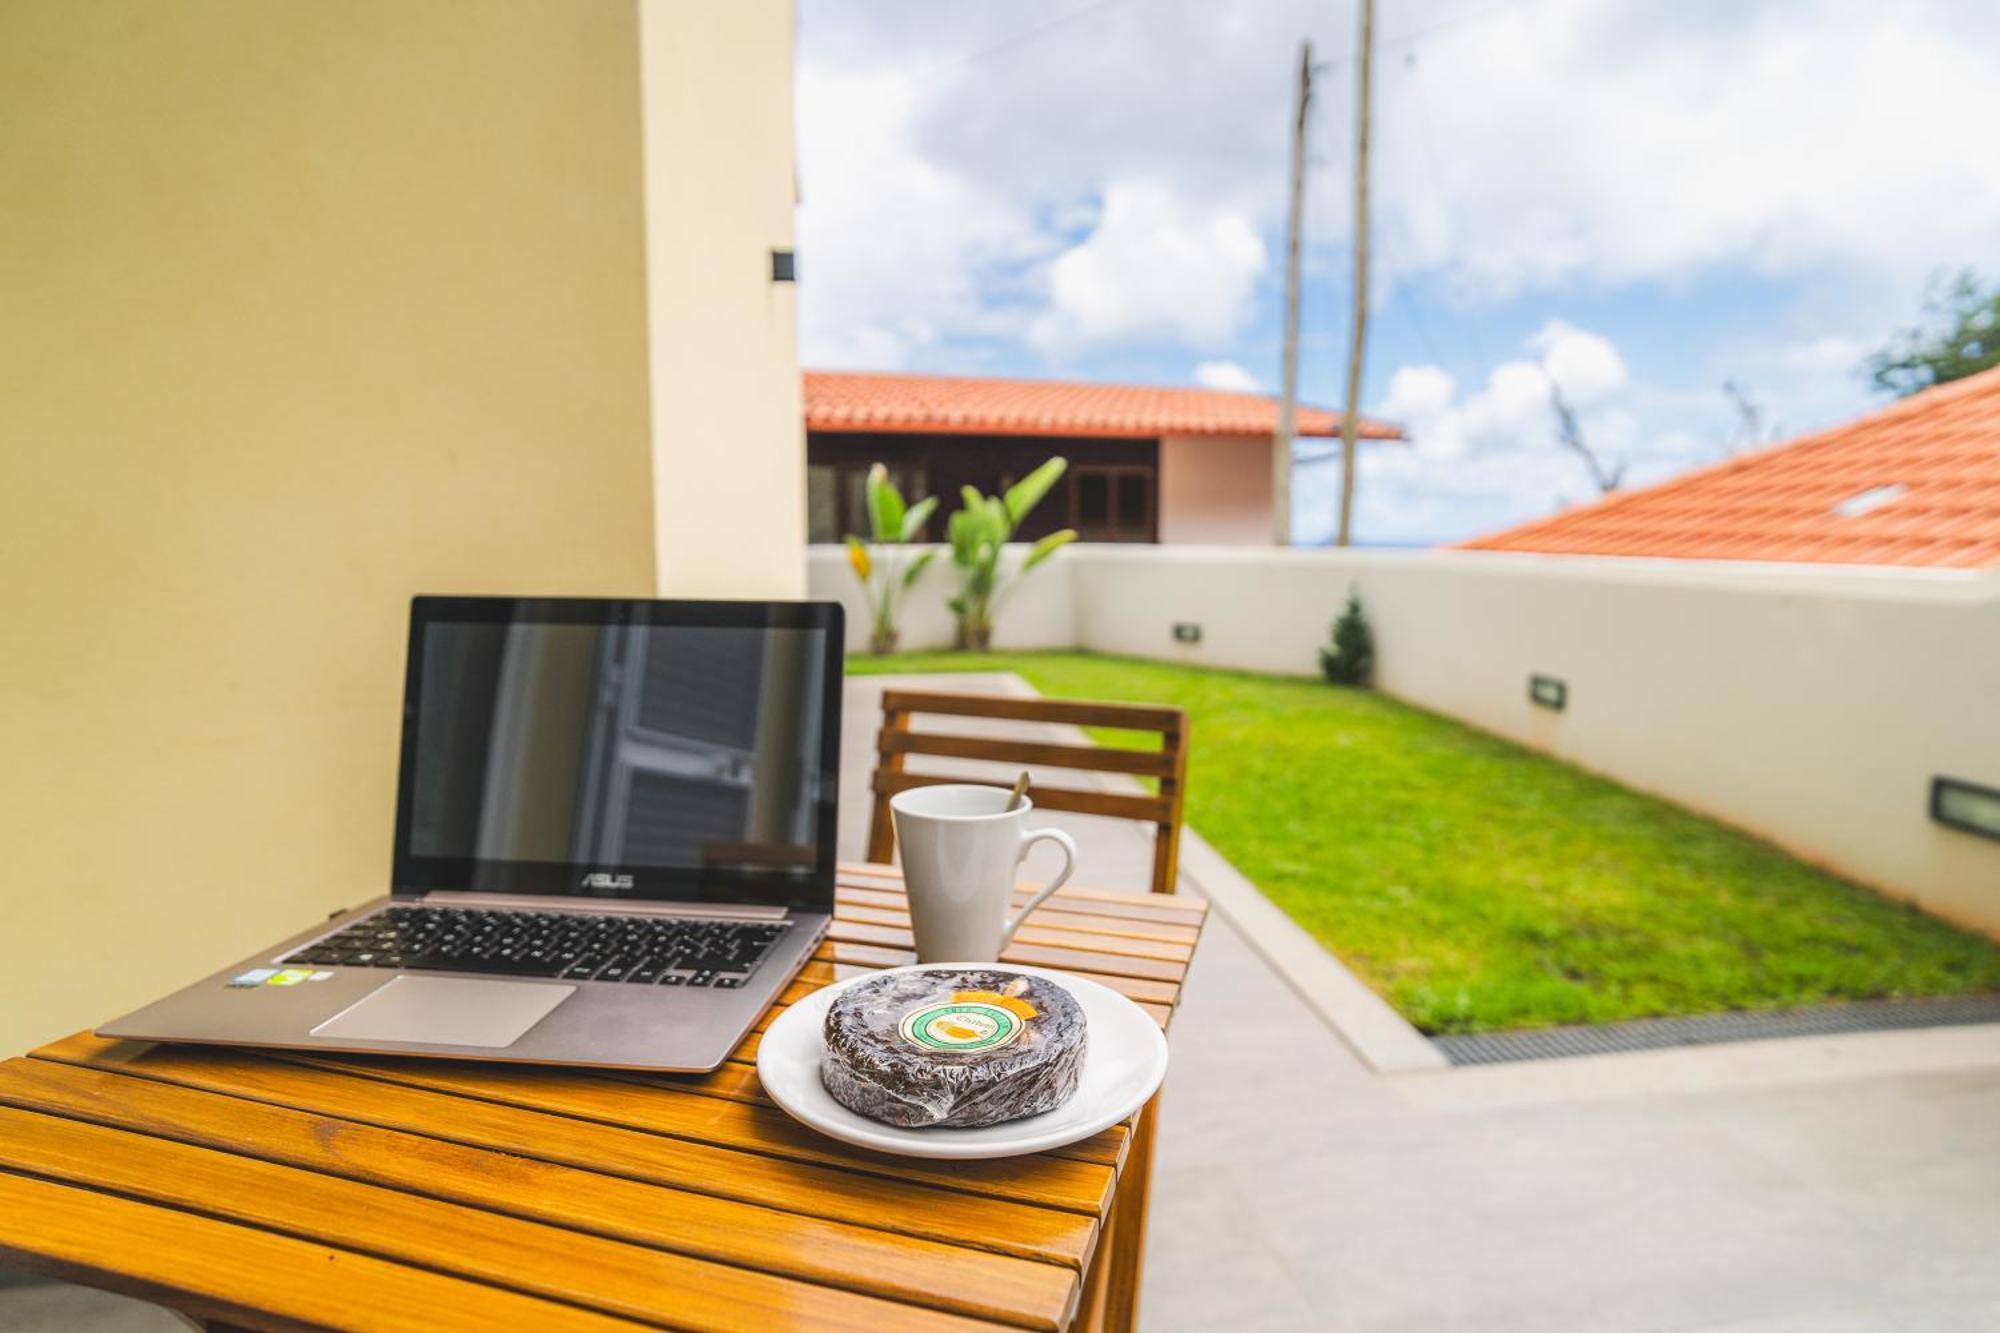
[1461,363,2000,569]
[803,370,1403,441]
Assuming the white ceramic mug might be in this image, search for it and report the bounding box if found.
[890,783,1079,963]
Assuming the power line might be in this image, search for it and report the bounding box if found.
[1396,284,1449,367]
[1306,0,1528,378]
[939,0,1144,74]
[1399,46,1497,370]
[924,0,1537,422]
[944,0,1532,119]
[1384,0,1541,52]
[1316,0,1542,77]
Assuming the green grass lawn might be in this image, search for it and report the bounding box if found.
[850,651,2000,1034]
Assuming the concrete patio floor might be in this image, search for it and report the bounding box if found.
[6,672,1996,1331]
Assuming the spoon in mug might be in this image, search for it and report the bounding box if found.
[1006,770,1031,811]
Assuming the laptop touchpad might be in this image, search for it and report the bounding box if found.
[311,976,575,1048]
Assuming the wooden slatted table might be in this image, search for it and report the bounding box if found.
[0,865,1206,1332]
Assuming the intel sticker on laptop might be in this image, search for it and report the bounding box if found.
[227,967,318,988]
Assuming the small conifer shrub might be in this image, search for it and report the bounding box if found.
[1319,588,1374,686]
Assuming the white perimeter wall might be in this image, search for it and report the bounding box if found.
[814,545,1079,655]
[1156,434,1273,544]
[809,543,2000,936]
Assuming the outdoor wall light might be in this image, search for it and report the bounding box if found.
[770,248,797,283]
[1529,674,1567,711]
[1172,622,1202,644]
[1931,776,2000,844]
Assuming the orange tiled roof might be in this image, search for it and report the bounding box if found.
[1461,363,2000,569]
[804,370,1403,441]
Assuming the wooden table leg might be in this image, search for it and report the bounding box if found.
[1075,1092,1162,1332]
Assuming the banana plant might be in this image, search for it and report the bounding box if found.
[945,456,1077,651]
[845,464,938,655]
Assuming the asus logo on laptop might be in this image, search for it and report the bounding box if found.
[580,872,634,891]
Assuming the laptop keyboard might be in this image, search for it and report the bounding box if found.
[283,906,790,989]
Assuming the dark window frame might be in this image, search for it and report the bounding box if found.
[805,433,1160,545]
[1066,462,1157,542]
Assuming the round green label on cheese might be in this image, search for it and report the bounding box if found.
[897,1001,1023,1053]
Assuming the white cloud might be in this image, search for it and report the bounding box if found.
[1028,182,1266,352]
[798,1,1997,535]
[1529,320,1628,403]
[1460,362,1557,448]
[794,66,1046,367]
[1316,320,1678,540]
[801,1,2000,363]
[1773,335,1870,376]
[1367,0,2000,300]
[1379,364,1456,421]
[1192,359,1262,393]
[1344,443,1587,545]
[1688,329,1883,447]
[1371,321,1632,470]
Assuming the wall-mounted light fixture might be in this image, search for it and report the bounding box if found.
[1172,622,1202,644]
[1931,776,2000,844]
[770,249,797,283]
[1529,674,1567,711]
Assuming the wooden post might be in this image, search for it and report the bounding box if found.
[864,695,910,864]
[1151,714,1189,895]
[1335,0,1374,548]
[1273,40,1312,548]
[1077,1094,1163,1332]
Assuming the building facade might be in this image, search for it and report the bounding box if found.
[805,371,1403,546]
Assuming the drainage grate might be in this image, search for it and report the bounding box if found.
[1431,994,2000,1066]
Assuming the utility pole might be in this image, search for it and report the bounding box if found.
[1335,0,1374,547]
[1273,40,1312,547]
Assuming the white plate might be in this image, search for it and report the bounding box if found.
[757,962,1169,1160]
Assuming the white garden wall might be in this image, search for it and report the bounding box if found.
[813,544,1078,654]
[808,543,2000,936]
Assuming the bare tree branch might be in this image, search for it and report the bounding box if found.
[1722,378,1768,455]
[1548,377,1624,494]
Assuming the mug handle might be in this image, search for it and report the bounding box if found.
[1001,828,1078,950]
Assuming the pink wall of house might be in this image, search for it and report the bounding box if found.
[1157,434,1275,544]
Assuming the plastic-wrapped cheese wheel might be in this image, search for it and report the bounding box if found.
[820,968,1087,1128]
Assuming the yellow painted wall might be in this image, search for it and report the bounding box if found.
[0,1,667,1055]
[640,0,808,597]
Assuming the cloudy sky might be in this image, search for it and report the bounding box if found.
[794,0,2000,544]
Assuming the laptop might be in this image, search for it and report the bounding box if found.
[99,596,843,1072]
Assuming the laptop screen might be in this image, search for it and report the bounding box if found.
[391,598,842,910]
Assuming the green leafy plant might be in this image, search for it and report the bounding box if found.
[844,463,938,655]
[1867,268,2000,397]
[1319,587,1374,686]
[945,457,1076,651]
